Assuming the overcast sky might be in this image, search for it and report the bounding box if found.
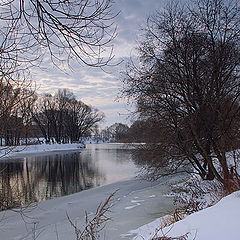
[33,0,166,128]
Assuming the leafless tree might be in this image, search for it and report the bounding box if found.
[122,0,240,191]
[0,77,36,146]
[106,123,129,140]
[65,100,105,143]
[32,89,104,143]
[0,0,117,147]
[0,0,117,79]
[32,93,55,143]
[127,120,164,143]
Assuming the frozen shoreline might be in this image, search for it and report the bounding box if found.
[0,143,84,159]
[0,142,145,159]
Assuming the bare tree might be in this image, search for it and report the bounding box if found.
[0,77,36,146]
[122,0,240,191]
[0,0,117,147]
[65,100,105,143]
[106,123,129,141]
[0,0,117,79]
[32,89,104,143]
[127,120,163,143]
[32,93,56,143]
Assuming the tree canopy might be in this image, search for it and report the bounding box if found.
[33,89,104,144]
[122,0,240,190]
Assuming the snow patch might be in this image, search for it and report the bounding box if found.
[131,200,145,203]
[125,203,141,210]
[148,195,156,198]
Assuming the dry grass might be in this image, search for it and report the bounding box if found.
[67,191,116,240]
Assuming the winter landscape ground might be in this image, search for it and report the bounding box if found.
[0,144,239,240]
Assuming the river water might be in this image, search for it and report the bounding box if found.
[0,143,180,240]
[0,143,139,209]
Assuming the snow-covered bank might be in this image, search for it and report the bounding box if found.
[0,143,84,158]
[130,190,240,240]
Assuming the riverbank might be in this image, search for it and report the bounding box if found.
[0,142,146,159]
[0,176,179,240]
[0,143,84,159]
[130,190,240,240]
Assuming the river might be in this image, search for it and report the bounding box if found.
[0,143,179,240]
[0,143,139,209]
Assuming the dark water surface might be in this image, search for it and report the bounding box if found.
[0,143,138,209]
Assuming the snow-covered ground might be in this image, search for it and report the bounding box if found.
[0,143,84,159]
[130,190,240,240]
[2,175,239,240]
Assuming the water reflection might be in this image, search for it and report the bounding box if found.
[0,144,137,210]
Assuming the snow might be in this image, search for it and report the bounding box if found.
[130,190,240,240]
[0,143,84,159]
[124,200,145,210]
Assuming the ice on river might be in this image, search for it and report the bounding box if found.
[0,176,178,240]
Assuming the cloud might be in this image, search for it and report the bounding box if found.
[30,0,164,127]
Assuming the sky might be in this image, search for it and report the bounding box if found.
[33,0,166,128]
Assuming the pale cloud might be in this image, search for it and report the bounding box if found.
[31,0,164,127]
[124,14,136,20]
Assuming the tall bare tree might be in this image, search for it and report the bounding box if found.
[0,77,35,146]
[122,0,240,190]
[33,89,104,143]
[64,100,105,143]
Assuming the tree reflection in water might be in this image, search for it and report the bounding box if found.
[0,152,103,210]
[0,144,139,210]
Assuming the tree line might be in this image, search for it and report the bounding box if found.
[0,0,117,145]
[0,86,104,146]
[0,77,131,146]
